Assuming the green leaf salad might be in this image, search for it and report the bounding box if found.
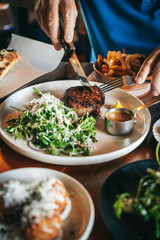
[5,88,97,156]
[113,142,160,239]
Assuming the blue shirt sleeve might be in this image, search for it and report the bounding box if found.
[79,0,160,62]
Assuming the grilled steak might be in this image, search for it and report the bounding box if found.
[61,85,105,117]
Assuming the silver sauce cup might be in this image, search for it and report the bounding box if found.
[105,108,135,136]
[105,97,160,136]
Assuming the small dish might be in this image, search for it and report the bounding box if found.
[105,97,160,136]
[153,119,160,142]
[0,167,95,240]
[93,61,113,83]
[105,108,135,136]
[93,62,151,98]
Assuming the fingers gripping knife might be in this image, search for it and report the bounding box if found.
[59,17,92,92]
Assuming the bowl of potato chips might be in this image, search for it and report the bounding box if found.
[93,50,151,97]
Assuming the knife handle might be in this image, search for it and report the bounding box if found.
[59,15,75,58]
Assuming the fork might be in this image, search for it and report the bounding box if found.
[99,75,151,93]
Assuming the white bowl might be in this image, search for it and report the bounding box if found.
[0,167,95,240]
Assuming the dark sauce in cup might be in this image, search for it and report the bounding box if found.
[106,110,133,122]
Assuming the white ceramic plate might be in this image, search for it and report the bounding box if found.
[0,80,151,165]
[0,167,95,240]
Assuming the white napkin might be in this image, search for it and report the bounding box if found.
[0,34,64,98]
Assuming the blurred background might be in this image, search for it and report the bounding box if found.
[0,1,91,61]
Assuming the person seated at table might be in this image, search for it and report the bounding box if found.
[7,0,160,96]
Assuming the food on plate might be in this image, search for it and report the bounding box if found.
[0,49,19,81]
[113,142,160,239]
[95,50,146,78]
[0,177,71,240]
[61,85,105,117]
[5,88,97,156]
[0,180,32,222]
[31,178,69,214]
[112,100,124,108]
[23,210,62,240]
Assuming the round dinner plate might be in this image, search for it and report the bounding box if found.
[0,80,151,165]
[100,159,158,240]
[0,167,95,240]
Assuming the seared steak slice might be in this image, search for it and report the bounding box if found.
[61,85,105,117]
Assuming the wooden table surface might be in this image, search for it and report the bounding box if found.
[0,62,160,240]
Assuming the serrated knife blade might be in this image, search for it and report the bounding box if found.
[60,17,92,92]
[68,50,92,90]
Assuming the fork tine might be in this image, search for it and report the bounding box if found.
[100,77,122,88]
[100,80,122,91]
[99,76,124,93]
[100,79,122,91]
[101,82,123,93]
[99,78,122,91]
[100,79,121,89]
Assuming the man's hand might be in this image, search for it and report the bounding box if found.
[135,46,160,96]
[34,0,78,50]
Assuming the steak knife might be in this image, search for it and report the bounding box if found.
[60,17,92,92]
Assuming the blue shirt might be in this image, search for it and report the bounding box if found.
[79,0,160,62]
